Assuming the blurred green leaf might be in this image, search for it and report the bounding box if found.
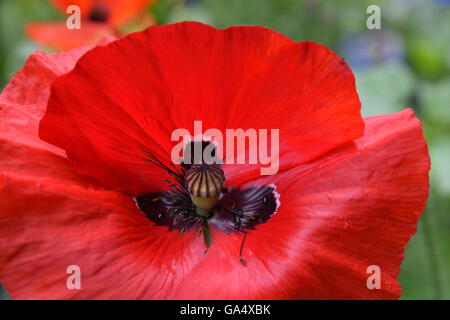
[420,78,450,127]
[407,37,448,81]
[356,62,415,117]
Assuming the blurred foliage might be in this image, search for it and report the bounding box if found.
[356,62,415,117]
[0,0,60,87]
[0,0,449,299]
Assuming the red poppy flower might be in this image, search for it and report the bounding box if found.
[26,0,155,51]
[0,22,430,299]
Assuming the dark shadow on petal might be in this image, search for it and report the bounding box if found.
[210,186,278,233]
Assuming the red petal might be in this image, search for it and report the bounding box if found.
[0,41,116,188]
[26,22,114,51]
[0,105,428,299]
[219,109,428,299]
[0,38,113,157]
[39,22,364,195]
[0,47,98,154]
[0,43,165,299]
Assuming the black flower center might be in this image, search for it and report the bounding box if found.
[136,141,279,263]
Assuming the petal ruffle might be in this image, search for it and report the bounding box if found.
[39,21,364,195]
[0,43,166,299]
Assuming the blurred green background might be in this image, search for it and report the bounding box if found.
[0,0,449,300]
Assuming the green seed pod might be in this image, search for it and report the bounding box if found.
[184,164,225,215]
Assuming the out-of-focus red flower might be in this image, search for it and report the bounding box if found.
[0,22,430,299]
[26,0,155,51]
